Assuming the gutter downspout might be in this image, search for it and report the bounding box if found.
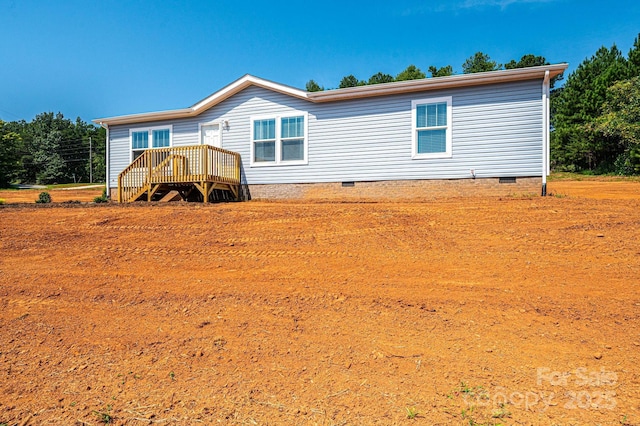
[542,70,550,196]
[100,122,110,199]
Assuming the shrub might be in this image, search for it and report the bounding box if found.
[614,151,636,176]
[0,198,5,205]
[94,188,108,203]
[35,191,52,204]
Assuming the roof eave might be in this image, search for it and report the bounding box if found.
[308,64,568,102]
[93,108,195,126]
[93,64,568,126]
[93,74,309,126]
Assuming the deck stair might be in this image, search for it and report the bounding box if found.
[117,145,241,203]
[159,190,183,202]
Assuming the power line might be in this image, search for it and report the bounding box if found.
[17,149,94,157]
[0,108,24,121]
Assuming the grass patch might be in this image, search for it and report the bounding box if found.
[405,406,419,419]
[505,192,537,199]
[492,403,511,419]
[46,183,106,189]
[5,183,106,190]
[444,382,508,426]
[93,405,114,424]
[549,172,640,182]
[545,191,568,198]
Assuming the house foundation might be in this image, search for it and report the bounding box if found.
[247,177,543,200]
[110,177,542,201]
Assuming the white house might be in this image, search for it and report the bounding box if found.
[94,64,567,202]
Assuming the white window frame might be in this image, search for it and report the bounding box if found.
[129,125,173,162]
[250,112,309,167]
[411,96,452,159]
[198,120,223,147]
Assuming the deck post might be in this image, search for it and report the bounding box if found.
[203,146,208,181]
[117,175,122,203]
[148,151,153,201]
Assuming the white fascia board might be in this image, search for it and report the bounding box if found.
[93,75,310,126]
[93,108,193,126]
[308,64,568,102]
[191,75,309,110]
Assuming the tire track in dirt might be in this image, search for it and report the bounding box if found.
[6,244,352,259]
[84,222,410,247]
[92,246,350,258]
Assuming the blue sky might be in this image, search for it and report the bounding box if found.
[0,0,638,123]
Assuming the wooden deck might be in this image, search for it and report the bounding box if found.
[117,145,241,203]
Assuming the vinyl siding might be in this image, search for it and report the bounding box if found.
[107,79,543,186]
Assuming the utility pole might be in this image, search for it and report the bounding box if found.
[89,137,92,183]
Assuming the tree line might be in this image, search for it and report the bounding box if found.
[0,113,105,187]
[305,51,560,91]
[551,35,640,174]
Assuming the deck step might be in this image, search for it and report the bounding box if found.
[159,190,183,202]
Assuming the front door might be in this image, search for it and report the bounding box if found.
[201,123,221,148]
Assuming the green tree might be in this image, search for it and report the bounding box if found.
[9,112,105,184]
[89,125,107,182]
[368,72,394,85]
[339,74,365,88]
[33,129,66,184]
[22,112,68,184]
[505,54,563,87]
[627,34,640,77]
[462,52,501,74]
[591,77,640,173]
[551,44,629,172]
[395,65,426,81]
[305,79,324,92]
[428,65,453,78]
[0,120,23,187]
[505,54,547,69]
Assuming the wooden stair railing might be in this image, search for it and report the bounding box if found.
[117,151,150,203]
[117,145,242,203]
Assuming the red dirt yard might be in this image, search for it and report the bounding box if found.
[1,180,639,425]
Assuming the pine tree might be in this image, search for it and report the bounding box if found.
[551,45,629,172]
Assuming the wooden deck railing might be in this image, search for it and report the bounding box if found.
[117,145,241,202]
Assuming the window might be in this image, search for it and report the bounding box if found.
[152,129,170,148]
[253,119,276,162]
[251,113,307,166]
[130,126,172,160]
[280,116,304,161]
[411,97,452,159]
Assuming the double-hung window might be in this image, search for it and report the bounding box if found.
[411,96,452,159]
[130,126,172,160]
[253,119,276,162]
[251,113,307,166]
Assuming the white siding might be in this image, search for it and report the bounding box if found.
[108,79,543,186]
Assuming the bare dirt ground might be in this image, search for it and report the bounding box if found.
[1,180,639,425]
[0,186,104,204]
